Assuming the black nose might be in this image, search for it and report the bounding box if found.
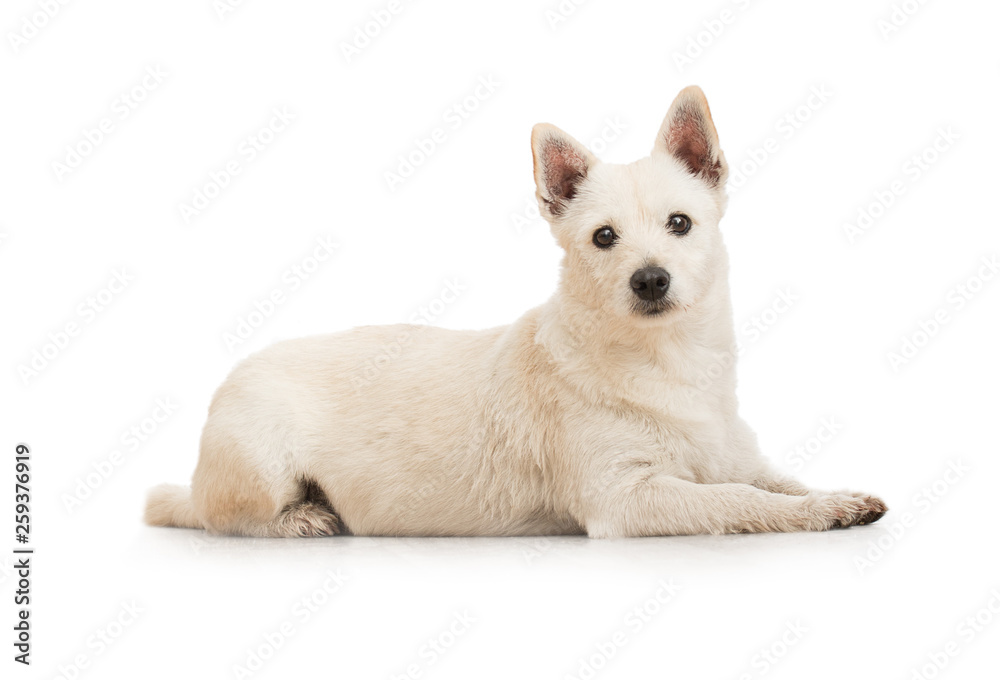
[630,266,670,302]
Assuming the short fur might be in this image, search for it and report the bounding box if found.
[146,86,886,538]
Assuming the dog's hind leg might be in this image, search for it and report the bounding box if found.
[188,424,341,538]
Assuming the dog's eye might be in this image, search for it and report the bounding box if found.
[593,227,617,248]
[668,214,692,236]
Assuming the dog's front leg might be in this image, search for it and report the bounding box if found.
[581,472,878,538]
[747,467,888,526]
[749,469,812,496]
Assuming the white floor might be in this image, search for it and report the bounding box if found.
[18,506,997,679]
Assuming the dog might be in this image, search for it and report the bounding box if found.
[145,86,887,538]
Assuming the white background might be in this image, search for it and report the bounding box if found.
[2,0,999,678]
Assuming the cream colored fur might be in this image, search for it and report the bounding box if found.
[146,86,886,538]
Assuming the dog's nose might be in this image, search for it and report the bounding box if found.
[630,267,670,302]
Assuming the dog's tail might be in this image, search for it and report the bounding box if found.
[144,484,203,529]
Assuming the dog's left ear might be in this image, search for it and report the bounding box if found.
[653,86,728,188]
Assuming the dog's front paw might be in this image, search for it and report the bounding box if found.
[806,493,883,530]
[835,491,888,526]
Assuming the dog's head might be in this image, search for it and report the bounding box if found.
[532,86,729,324]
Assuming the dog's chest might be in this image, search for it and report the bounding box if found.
[606,370,734,484]
[637,408,730,483]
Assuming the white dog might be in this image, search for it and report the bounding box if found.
[146,86,886,538]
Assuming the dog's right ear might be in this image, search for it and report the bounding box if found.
[531,123,597,218]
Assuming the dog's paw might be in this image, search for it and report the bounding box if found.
[834,491,888,526]
[280,502,342,537]
[804,493,880,530]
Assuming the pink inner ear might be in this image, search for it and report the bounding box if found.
[543,139,588,207]
[665,107,722,186]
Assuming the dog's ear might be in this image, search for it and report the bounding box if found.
[531,123,597,218]
[653,86,727,188]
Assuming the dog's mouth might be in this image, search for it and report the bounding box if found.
[631,297,674,318]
